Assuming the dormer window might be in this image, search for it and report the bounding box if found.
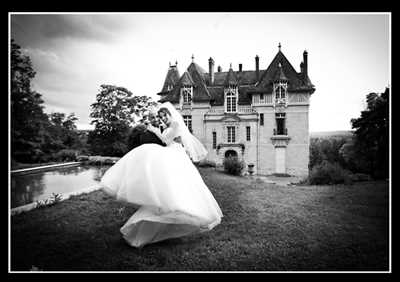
[181,85,192,105]
[273,82,288,106]
[225,84,238,113]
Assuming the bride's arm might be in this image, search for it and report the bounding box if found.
[147,122,179,145]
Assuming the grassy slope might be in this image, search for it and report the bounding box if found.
[11,168,389,271]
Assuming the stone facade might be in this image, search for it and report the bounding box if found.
[158,46,315,177]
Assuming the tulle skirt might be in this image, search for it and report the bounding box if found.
[100,143,223,248]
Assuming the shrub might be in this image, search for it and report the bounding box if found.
[197,159,217,168]
[76,155,90,162]
[53,149,79,162]
[350,173,372,182]
[308,160,352,185]
[223,156,244,176]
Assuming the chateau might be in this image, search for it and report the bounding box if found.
[157,45,315,177]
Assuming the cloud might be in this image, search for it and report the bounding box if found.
[11,14,132,48]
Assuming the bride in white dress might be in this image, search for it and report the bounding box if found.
[100,102,223,248]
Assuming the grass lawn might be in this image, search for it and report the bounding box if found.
[10,167,389,271]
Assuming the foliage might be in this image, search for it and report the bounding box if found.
[351,88,389,179]
[11,40,51,163]
[309,137,349,170]
[35,193,63,209]
[11,40,84,163]
[197,159,217,168]
[53,149,79,162]
[308,161,352,185]
[223,156,244,175]
[87,85,158,157]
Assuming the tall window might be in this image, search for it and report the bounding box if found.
[183,115,192,133]
[275,85,286,99]
[212,131,217,149]
[260,113,264,126]
[182,86,192,105]
[246,126,251,141]
[274,83,287,106]
[275,113,286,135]
[227,126,236,143]
[225,85,237,113]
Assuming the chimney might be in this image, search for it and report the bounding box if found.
[303,50,308,76]
[300,61,304,74]
[255,55,260,80]
[208,57,215,84]
[239,63,242,72]
[217,66,222,72]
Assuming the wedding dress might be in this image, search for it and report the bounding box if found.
[100,103,223,248]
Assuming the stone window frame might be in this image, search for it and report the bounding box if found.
[273,82,288,107]
[275,112,287,135]
[212,131,217,149]
[224,84,238,113]
[227,126,236,143]
[183,115,193,133]
[181,85,193,105]
[246,126,251,141]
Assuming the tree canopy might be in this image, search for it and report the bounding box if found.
[351,88,389,178]
[87,84,157,156]
[11,40,83,164]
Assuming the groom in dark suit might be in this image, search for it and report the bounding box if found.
[128,112,166,150]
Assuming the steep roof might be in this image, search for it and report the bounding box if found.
[160,65,180,93]
[159,50,315,103]
[253,50,315,92]
[273,63,289,82]
[224,66,239,86]
[180,71,195,85]
[159,61,211,103]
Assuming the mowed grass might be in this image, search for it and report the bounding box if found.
[11,167,389,271]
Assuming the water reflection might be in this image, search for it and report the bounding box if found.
[11,165,111,208]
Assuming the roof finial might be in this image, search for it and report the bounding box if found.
[230,62,232,69]
[175,60,178,66]
[191,54,194,62]
[278,42,282,51]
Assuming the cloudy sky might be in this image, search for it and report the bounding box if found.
[10,13,390,132]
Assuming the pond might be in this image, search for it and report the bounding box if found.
[11,165,111,208]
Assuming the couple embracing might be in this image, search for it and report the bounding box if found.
[101,102,223,248]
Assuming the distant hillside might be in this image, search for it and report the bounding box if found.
[310,130,354,139]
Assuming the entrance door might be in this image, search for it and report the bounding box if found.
[275,147,286,173]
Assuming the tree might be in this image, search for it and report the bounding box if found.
[47,112,81,150]
[351,88,389,179]
[87,84,157,156]
[11,39,51,163]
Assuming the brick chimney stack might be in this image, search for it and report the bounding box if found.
[239,63,242,72]
[255,55,260,80]
[217,66,222,72]
[208,57,215,84]
[303,50,308,76]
